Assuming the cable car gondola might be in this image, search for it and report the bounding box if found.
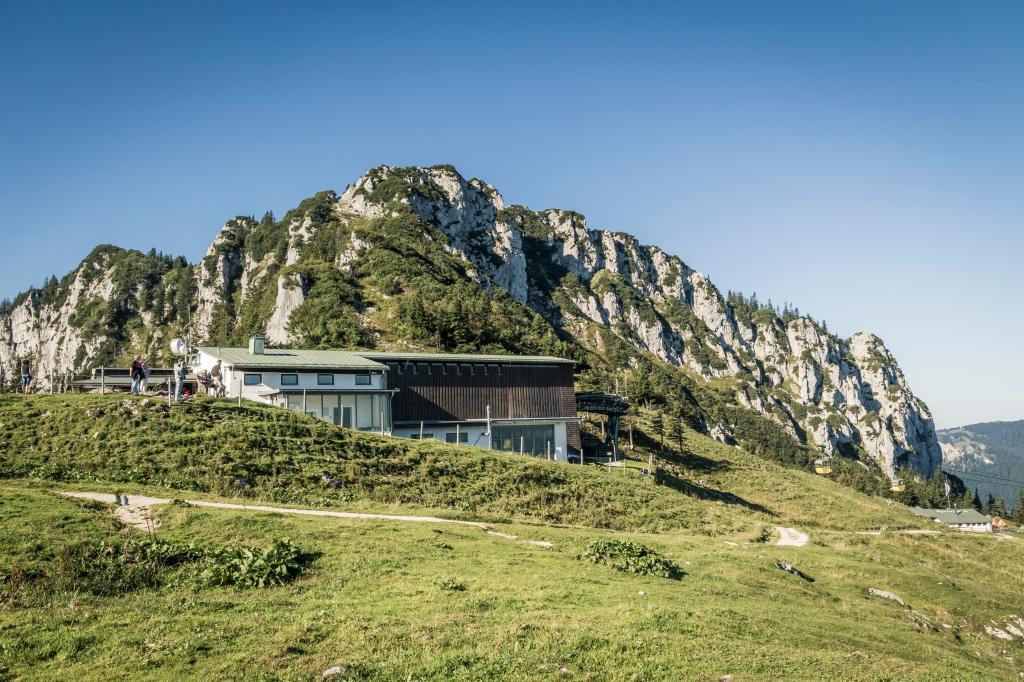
[813,445,832,475]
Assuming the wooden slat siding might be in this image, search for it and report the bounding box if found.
[386,361,577,426]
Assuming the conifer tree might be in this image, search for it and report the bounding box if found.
[990,496,1007,519]
[1011,490,1024,525]
[650,411,664,453]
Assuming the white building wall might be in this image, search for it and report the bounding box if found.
[195,351,384,404]
[392,423,492,449]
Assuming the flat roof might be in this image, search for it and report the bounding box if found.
[360,351,573,365]
[196,347,386,370]
[909,507,990,525]
[196,347,573,369]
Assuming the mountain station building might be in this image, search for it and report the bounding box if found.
[908,507,993,533]
[195,336,581,460]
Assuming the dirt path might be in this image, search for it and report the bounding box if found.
[56,491,553,547]
[774,526,809,547]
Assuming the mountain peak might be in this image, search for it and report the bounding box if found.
[0,163,941,478]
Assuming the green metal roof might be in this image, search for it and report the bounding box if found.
[909,508,990,525]
[359,351,573,365]
[196,347,573,369]
[196,347,386,370]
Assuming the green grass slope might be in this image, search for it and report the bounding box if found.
[1,394,911,535]
[1,482,1022,680]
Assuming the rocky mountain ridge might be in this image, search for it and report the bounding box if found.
[0,164,941,478]
[938,421,1024,508]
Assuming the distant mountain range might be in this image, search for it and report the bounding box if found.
[0,164,942,479]
[939,420,1024,510]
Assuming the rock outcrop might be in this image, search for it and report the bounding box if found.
[0,164,941,477]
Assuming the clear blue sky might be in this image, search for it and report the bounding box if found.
[2,1,1021,427]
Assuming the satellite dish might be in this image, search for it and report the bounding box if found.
[170,338,189,357]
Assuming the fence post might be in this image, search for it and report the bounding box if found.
[101,367,105,394]
[485,405,491,449]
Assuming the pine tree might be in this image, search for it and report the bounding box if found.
[650,411,664,453]
[673,412,685,453]
[972,488,983,511]
[1011,490,1024,525]
[985,493,996,514]
[990,496,1007,519]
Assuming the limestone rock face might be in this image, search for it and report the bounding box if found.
[1,253,129,388]
[337,165,528,303]
[0,163,941,478]
[265,272,306,345]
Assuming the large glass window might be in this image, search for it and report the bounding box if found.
[340,394,355,428]
[244,373,262,386]
[281,392,387,431]
[280,373,298,386]
[445,432,468,444]
[304,394,322,420]
[355,374,371,386]
[322,393,339,424]
[318,374,334,385]
[491,425,555,457]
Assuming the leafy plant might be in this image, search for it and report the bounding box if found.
[199,538,305,589]
[581,539,683,580]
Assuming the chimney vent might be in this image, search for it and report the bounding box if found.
[248,334,266,355]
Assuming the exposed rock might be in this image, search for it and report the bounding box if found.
[868,588,906,606]
[775,561,814,582]
[0,163,941,479]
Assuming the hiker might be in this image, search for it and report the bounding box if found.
[20,358,32,394]
[210,359,224,397]
[174,358,188,403]
[129,355,142,395]
[140,357,151,393]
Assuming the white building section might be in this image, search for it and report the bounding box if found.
[194,336,581,460]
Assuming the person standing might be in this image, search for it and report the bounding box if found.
[210,359,223,397]
[140,357,151,394]
[174,358,188,403]
[20,358,32,394]
[129,355,142,395]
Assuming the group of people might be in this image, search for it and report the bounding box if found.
[129,355,191,402]
[129,356,151,395]
[6,354,208,403]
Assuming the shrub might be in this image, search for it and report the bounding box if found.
[582,539,683,580]
[199,538,305,589]
[437,578,466,591]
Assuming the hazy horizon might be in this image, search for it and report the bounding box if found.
[2,1,1021,429]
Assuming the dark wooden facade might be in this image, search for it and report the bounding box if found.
[384,360,580,450]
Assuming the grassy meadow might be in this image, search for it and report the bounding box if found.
[1,394,1023,680]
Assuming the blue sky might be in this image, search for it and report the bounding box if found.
[1,1,1021,427]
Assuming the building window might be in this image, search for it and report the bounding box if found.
[243,373,262,386]
[410,433,434,440]
[281,373,298,386]
[491,424,556,457]
[317,374,334,385]
[445,432,468,444]
[355,374,371,386]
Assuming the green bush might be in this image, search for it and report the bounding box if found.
[581,539,683,580]
[199,538,304,589]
